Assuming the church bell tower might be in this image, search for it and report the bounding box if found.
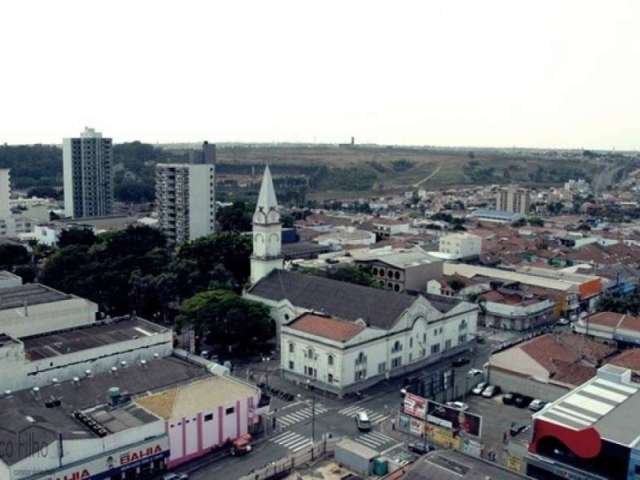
[250,165,283,284]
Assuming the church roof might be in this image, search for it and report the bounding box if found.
[255,165,279,214]
[247,270,417,330]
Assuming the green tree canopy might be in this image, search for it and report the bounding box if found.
[0,244,30,268]
[58,228,97,248]
[217,201,253,232]
[177,289,274,354]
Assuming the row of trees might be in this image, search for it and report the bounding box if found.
[38,226,273,355]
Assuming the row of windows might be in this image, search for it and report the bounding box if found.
[372,267,401,280]
[168,408,234,428]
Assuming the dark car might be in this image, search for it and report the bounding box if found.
[452,357,470,367]
[502,392,515,405]
[514,395,533,408]
[408,442,434,455]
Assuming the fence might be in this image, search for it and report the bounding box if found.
[238,436,340,480]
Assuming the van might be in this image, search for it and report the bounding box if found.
[355,411,372,431]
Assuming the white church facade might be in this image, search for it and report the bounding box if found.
[245,166,479,396]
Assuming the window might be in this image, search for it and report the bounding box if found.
[288,343,294,353]
[459,319,468,331]
[423,333,426,343]
[355,352,366,365]
[204,413,213,422]
[394,284,400,292]
[458,334,467,344]
[431,344,440,354]
[394,271,400,280]
[445,339,452,350]
[328,373,334,383]
[391,357,402,369]
[289,361,295,370]
[378,362,386,374]
[409,338,413,348]
[225,407,235,415]
[387,270,393,278]
[328,355,334,366]
[306,348,314,359]
[392,341,402,353]
[355,370,366,381]
[372,268,378,275]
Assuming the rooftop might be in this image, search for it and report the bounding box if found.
[403,449,528,480]
[535,366,640,446]
[0,283,71,310]
[22,317,168,361]
[136,375,258,419]
[287,313,365,342]
[0,355,210,465]
[248,270,417,330]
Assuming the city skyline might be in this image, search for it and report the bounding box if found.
[1,0,639,150]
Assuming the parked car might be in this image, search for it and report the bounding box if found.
[472,382,487,395]
[408,442,435,455]
[514,395,533,408]
[529,399,546,412]
[502,392,515,405]
[446,401,469,411]
[452,357,471,367]
[510,422,529,436]
[355,411,372,431]
[467,368,483,377]
[482,385,501,398]
[557,317,570,326]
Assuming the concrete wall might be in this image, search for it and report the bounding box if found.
[0,272,22,290]
[188,164,216,241]
[488,367,569,402]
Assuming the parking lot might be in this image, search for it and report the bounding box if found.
[465,392,534,462]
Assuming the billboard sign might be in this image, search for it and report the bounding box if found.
[403,393,427,419]
[426,400,482,438]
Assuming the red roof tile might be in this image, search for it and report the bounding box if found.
[288,313,365,342]
[609,349,640,372]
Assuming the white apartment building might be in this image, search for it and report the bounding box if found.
[438,233,482,259]
[156,142,216,245]
[496,187,530,215]
[63,127,114,218]
[279,294,478,397]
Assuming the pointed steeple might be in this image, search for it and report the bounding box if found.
[255,165,279,216]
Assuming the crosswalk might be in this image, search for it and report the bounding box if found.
[276,404,328,428]
[270,431,314,452]
[338,405,388,425]
[354,431,397,451]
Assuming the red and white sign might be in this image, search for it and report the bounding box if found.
[403,393,427,419]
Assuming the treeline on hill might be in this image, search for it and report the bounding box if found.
[0,226,274,356]
[0,142,186,203]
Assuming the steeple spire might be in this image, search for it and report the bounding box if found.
[255,165,279,214]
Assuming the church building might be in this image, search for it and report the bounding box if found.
[245,166,479,396]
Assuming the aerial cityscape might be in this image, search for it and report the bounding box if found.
[2,2,640,480]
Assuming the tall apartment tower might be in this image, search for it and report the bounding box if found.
[63,127,114,218]
[0,169,16,237]
[496,187,530,215]
[156,142,216,246]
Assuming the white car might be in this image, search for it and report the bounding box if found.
[557,318,570,326]
[467,368,483,377]
[446,401,469,411]
[529,399,546,412]
[472,382,487,395]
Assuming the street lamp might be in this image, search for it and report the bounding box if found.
[306,379,316,442]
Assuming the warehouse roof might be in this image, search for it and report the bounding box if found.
[0,283,71,310]
[23,316,168,360]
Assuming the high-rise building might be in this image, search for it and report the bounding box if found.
[63,127,114,218]
[156,142,216,246]
[496,187,530,215]
[250,165,283,285]
[0,169,16,237]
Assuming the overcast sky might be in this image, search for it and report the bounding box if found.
[2,1,639,149]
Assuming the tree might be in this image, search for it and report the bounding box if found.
[0,244,29,268]
[114,180,155,203]
[217,202,253,232]
[27,186,61,200]
[58,228,97,248]
[177,289,274,355]
[173,232,252,295]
